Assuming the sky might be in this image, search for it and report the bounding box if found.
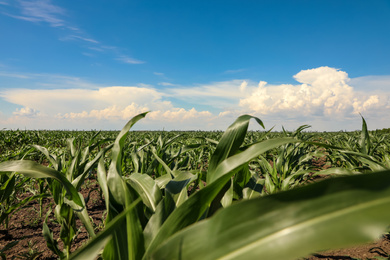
[1,0,390,131]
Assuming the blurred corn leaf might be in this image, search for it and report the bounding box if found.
[149,170,390,260]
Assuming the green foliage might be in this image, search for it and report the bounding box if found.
[2,113,390,260]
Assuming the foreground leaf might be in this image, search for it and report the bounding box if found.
[149,170,390,260]
[0,160,83,207]
[70,198,141,260]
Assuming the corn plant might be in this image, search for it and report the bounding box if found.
[0,132,112,259]
[0,149,50,231]
[324,116,389,173]
[66,113,298,259]
[66,113,390,260]
[255,125,326,194]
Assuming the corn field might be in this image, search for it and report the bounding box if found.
[2,112,390,259]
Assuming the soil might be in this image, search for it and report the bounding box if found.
[2,171,390,259]
[0,180,105,259]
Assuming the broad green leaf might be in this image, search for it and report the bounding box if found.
[107,112,148,205]
[97,158,109,210]
[149,170,390,260]
[64,193,96,238]
[143,193,176,249]
[151,149,173,176]
[32,145,59,170]
[0,160,83,207]
[221,179,234,208]
[126,173,163,212]
[207,115,264,184]
[105,112,148,260]
[43,222,65,259]
[73,144,113,191]
[154,174,172,189]
[165,171,197,207]
[70,198,141,260]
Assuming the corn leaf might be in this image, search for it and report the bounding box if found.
[0,160,83,207]
[149,170,390,260]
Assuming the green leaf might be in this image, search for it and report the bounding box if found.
[207,115,264,184]
[70,198,142,260]
[143,193,176,249]
[359,115,371,155]
[149,170,390,260]
[126,173,163,212]
[144,137,297,258]
[64,193,96,238]
[104,112,148,260]
[107,112,148,205]
[0,160,83,207]
[43,222,65,259]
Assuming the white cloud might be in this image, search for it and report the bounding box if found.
[60,35,99,44]
[0,71,30,78]
[0,72,102,89]
[13,107,40,117]
[9,0,66,27]
[239,81,247,92]
[166,80,249,110]
[58,103,149,120]
[148,108,212,122]
[2,1,144,67]
[158,82,177,87]
[88,47,104,52]
[0,85,214,129]
[2,67,390,130]
[116,55,145,64]
[1,86,162,114]
[239,67,389,119]
[154,72,164,76]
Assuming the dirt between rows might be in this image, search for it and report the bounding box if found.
[1,179,390,260]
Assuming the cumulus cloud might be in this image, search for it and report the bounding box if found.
[2,67,390,130]
[239,66,387,119]
[1,86,162,114]
[148,108,212,122]
[1,85,214,129]
[13,107,40,117]
[58,103,149,120]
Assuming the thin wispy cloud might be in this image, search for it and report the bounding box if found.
[1,1,145,66]
[154,72,164,76]
[8,0,66,27]
[0,71,30,79]
[82,52,95,57]
[223,68,246,74]
[0,71,102,89]
[158,82,177,87]
[88,47,104,52]
[116,55,145,64]
[60,35,99,44]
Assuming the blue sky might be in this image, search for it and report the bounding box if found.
[1,0,390,131]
